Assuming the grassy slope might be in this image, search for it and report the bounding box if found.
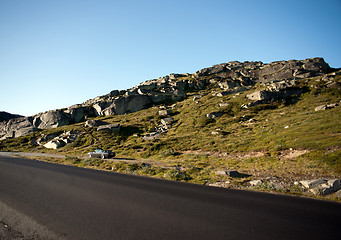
[1,73,340,199]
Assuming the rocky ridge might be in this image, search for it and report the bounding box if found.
[0,57,336,140]
[0,112,23,122]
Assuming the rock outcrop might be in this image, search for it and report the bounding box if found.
[300,179,341,196]
[33,110,72,129]
[0,57,334,140]
[245,79,303,107]
[42,131,80,149]
[0,117,36,140]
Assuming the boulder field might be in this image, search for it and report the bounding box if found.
[0,57,336,140]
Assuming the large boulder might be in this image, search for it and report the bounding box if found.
[103,95,152,115]
[246,79,303,104]
[0,117,36,140]
[218,80,242,90]
[92,102,111,116]
[63,106,88,123]
[300,179,341,196]
[43,139,66,149]
[247,90,272,101]
[34,110,72,129]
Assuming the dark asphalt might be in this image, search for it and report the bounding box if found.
[0,156,340,240]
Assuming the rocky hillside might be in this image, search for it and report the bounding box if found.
[0,57,336,140]
[0,111,23,122]
[1,57,341,199]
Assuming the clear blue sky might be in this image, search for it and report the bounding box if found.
[1,0,340,116]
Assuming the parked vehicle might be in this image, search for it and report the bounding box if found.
[88,149,115,159]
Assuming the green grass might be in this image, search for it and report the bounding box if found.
[1,72,340,200]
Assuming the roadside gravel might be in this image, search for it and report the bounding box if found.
[0,152,65,158]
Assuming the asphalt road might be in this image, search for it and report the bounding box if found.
[0,156,340,240]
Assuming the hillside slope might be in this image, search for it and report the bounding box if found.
[1,57,340,199]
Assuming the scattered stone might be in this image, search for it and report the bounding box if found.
[247,90,271,101]
[41,131,80,149]
[215,170,245,178]
[218,80,242,90]
[0,57,334,140]
[193,95,202,101]
[158,109,172,116]
[143,132,160,140]
[249,180,263,186]
[215,170,228,176]
[206,112,223,119]
[219,103,230,107]
[315,103,338,111]
[208,181,230,187]
[215,91,230,97]
[327,103,338,108]
[97,124,121,132]
[85,120,108,128]
[315,105,327,111]
[161,117,174,126]
[300,179,341,196]
[211,131,219,135]
[300,179,327,189]
[43,139,66,149]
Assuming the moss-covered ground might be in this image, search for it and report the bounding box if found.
[1,74,340,201]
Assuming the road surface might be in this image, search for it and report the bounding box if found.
[0,155,340,240]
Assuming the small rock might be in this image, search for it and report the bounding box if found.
[314,103,338,111]
[208,181,230,187]
[215,170,228,176]
[158,109,172,116]
[326,103,338,108]
[206,112,223,119]
[284,126,289,129]
[215,91,230,97]
[215,170,243,178]
[300,179,326,189]
[161,117,174,126]
[211,131,219,135]
[85,119,108,128]
[97,124,121,132]
[219,103,230,107]
[193,95,202,101]
[315,105,327,111]
[249,180,263,186]
[143,132,160,140]
[300,179,341,196]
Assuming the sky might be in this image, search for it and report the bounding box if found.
[0,0,340,116]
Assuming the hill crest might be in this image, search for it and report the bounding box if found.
[0,57,337,140]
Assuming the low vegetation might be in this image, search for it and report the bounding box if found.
[1,72,340,201]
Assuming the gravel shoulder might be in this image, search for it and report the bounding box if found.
[0,151,65,158]
[0,201,63,240]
